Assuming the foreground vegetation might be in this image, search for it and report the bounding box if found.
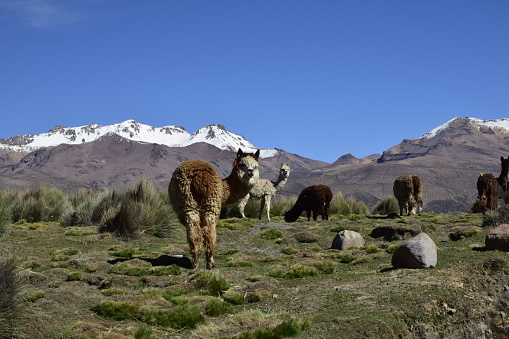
[1,182,508,338]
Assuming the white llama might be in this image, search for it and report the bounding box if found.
[238,163,290,221]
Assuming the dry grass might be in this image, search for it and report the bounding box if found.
[2,194,509,338]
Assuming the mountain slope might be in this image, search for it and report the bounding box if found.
[0,116,508,214]
[0,120,277,157]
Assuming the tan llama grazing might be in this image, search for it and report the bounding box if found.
[237,163,290,221]
[168,149,260,269]
[393,175,423,216]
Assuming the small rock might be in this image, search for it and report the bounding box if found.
[485,224,509,251]
[391,233,437,269]
[331,230,365,250]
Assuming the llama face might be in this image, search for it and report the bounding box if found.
[235,150,260,185]
[280,164,290,178]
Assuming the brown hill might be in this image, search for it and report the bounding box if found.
[0,117,508,214]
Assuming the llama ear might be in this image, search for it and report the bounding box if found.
[254,149,260,160]
[237,149,244,158]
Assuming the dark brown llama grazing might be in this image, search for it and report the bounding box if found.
[477,173,500,215]
[284,185,333,222]
[169,149,260,269]
[393,175,423,216]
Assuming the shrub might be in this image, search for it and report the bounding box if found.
[386,244,400,254]
[261,228,283,240]
[136,304,205,329]
[338,254,356,263]
[12,186,72,223]
[329,192,370,216]
[92,300,138,321]
[66,272,82,281]
[270,196,297,218]
[268,265,318,279]
[190,271,230,296]
[99,178,176,239]
[482,205,509,227]
[63,189,110,226]
[313,261,334,274]
[0,193,12,237]
[0,258,21,338]
[373,196,400,215]
[206,297,234,316]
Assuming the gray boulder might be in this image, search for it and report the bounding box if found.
[391,233,437,269]
[331,230,365,250]
[485,224,509,251]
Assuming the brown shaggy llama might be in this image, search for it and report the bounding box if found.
[497,156,509,204]
[393,175,423,216]
[477,173,500,215]
[284,185,333,222]
[168,149,260,269]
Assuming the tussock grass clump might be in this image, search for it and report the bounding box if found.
[190,271,230,296]
[206,297,234,316]
[313,261,334,274]
[268,265,318,279]
[64,189,110,226]
[270,196,297,218]
[0,257,21,338]
[93,300,205,329]
[12,186,72,223]
[0,193,13,237]
[482,205,509,227]
[329,192,370,216]
[99,178,176,239]
[373,196,400,215]
[109,247,140,258]
[261,228,283,240]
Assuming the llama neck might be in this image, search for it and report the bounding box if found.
[498,166,509,187]
[272,175,289,192]
[221,172,252,206]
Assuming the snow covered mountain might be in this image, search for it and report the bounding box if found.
[422,117,509,139]
[0,120,277,158]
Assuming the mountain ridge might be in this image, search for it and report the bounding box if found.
[1,116,509,214]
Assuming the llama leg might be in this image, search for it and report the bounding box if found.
[238,194,249,218]
[202,212,217,270]
[307,209,312,221]
[259,196,265,220]
[265,196,271,222]
[184,211,202,269]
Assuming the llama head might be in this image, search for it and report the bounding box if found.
[279,163,291,179]
[234,149,260,186]
[501,156,509,172]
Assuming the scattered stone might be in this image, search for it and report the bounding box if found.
[331,230,365,250]
[485,224,509,251]
[391,233,437,269]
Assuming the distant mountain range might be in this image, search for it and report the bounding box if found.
[1,117,509,214]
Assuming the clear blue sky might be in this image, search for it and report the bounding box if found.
[1,1,508,163]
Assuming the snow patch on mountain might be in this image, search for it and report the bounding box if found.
[422,117,509,139]
[0,120,277,158]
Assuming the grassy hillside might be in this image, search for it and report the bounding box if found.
[2,208,509,338]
